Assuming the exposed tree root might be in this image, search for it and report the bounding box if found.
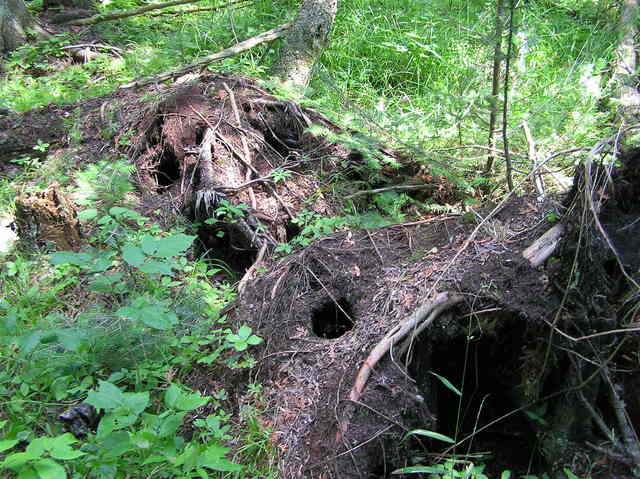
[349,291,464,403]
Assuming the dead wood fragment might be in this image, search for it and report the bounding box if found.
[522,223,564,267]
[223,82,256,210]
[14,184,82,251]
[603,369,640,469]
[349,291,464,402]
[121,23,291,89]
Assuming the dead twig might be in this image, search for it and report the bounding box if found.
[238,241,268,295]
[349,292,463,402]
[344,184,433,200]
[122,23,291,88]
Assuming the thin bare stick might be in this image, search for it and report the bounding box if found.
[237,241,267,295]
[522,120,545,199]
[61,0,215,25]
[349,292,463,402]
[602,369,640,468]
[223,82,256,209]
[121,22,291,88]
[345,184,433,200]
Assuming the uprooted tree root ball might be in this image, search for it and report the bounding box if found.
[230,149,640,478]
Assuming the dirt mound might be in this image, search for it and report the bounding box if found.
[233,196,560,478]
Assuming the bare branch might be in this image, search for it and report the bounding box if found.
[121,22,291,89]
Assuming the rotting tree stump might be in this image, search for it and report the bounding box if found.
[14,184,83,251]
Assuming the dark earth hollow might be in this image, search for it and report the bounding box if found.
[405,313,543,476]
[311,298,354,339]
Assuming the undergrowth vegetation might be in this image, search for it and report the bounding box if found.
[0,161,273,478]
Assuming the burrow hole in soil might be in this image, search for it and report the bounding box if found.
[311,298,354,339]
[194,224,258,278]
[404,314,543,476]
[155,151,180,192]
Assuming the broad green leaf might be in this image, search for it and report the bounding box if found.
[49,434,84,460]
[0,439,18,453]
[122,391,149,416]
[141,235,158,256]
[175,392,209,412]
[100,431,131,458]
[55,329,85,352]
[116,299,177,330]
[501,471,512,479]
[49,251,93,267]
[164,384,181,409]
[89,273,124,293]
[77,209,98,221]
[33,458,66,479]
[122,245,145,267]
[431,372,462,396]
[1,450,41,468]
[15,465,39,479]
[403,429,455,444]
[197,443,242,472]
[154,234,195,258]
[16,331,46,354]
[86,381,125,410]
[138,260,173,276]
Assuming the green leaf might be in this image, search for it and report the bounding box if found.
[0,439,19,452]
[55,329,85,352]
[122,245,145,267]
[89,273,124,293]
[501,471,512,479]
[141,235,159,256]
[100,431,132,458]
[430,372,462,396]
[49,251,93,267]
[164,384,208,411]
[403,429,455,444]
[86,380,126,410]
[392,465,448,474]
[138,260,173,276]
[197,443,242,472]
[116,299,177,330]
[154,234,195,258]
[77,209,98,221]
[164,384,181,409]
[33,458,66,479]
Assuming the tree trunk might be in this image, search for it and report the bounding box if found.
[484,0,505,176]
[0,0,33,53]
[611,0,640,132]
[272,0,338,89]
